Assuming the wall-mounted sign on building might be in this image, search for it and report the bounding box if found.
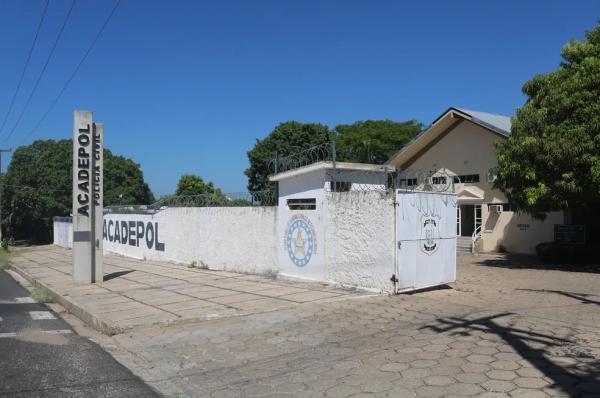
[420,215,441,256]
[554,224,586,245]
[72,111,103,283]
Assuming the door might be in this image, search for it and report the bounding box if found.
[460,205,475,236]
[396,190,457,291]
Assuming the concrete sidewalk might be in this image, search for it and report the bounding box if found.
[10,246,364,334]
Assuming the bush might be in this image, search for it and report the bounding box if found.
[31,287,55,303]
[536,242,598,264]
[0,252,9,270]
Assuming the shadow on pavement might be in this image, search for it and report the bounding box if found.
[421,312,600,396]
[473,253,600,274]
[103,270,134,282]
[517,288,600,306]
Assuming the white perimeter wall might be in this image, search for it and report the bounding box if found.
[53,221,73,248]
[53,196,397,292]
[101,206,278,274]
[325,191,395,293]
[53,192,446,293]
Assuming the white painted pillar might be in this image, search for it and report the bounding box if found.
[72,111,103,283]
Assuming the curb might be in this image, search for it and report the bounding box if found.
[9,261,124,336]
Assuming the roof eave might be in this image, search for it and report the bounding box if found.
[385,108,469,167]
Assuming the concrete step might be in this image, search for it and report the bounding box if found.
[457,236,473,254]
[457,248,472,255]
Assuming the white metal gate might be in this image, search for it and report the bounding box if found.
[396,190,457,292]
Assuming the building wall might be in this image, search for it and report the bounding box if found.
[102,206,278,274]
[324,191,395,293]
[482,210,564,253]
[277,169,327,281]
[406,120,562,254]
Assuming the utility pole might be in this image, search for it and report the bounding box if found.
[0,148,12,242]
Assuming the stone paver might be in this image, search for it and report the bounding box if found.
[10,246,363,333]
[11,247,600,397]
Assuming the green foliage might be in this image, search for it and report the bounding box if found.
[244,120,422,192]
[495,22,600,220]
[2,139,154,242]
[175,174,222,196]
[0,250,9,270]
[104,152,155,205]
[1,238,11,251]
[174,174,231,206]
[334,120,423,164]
[245,121,332,192]
[31,286,54,303]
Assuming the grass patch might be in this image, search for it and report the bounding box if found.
[0,251,10,271]
[31,286,55,303]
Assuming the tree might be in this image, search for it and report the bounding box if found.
[495,22,600,232]
[244,120,422,192]
[175,174,222,196]
[104,151,155,205]
[334,120,423,164]
[2,139,154,242]
[245,121,332,192]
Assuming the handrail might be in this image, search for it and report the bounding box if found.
[471,225,482,253]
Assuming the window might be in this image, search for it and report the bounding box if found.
[287,198,316,210]
[453,174,480,184]
[332,181,352,192]
[432,176,447,185]
[398,178,418,187]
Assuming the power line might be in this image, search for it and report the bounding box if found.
[1,0,77,144]
[18,0,123,146]
[0,0,50,136]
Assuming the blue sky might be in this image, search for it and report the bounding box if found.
[0,1,598,197]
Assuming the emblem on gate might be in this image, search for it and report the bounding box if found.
[285,214,316,267]
[420,215,440,256]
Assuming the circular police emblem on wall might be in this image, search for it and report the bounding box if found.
[285,215,316,267]
[420,214,441,256]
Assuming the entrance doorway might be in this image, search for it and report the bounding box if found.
[457,204,481,237]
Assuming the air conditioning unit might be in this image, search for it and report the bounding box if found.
[489,204,503,213]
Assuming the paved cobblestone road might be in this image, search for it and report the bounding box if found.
[66,254,600,397]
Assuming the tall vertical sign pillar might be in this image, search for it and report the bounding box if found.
[72,111,103,283]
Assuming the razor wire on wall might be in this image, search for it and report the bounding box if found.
[269,142,458,193]
[268,141,398,174]
[323,168,457,193]
[269,142,334,174]
[105,190,276,214]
